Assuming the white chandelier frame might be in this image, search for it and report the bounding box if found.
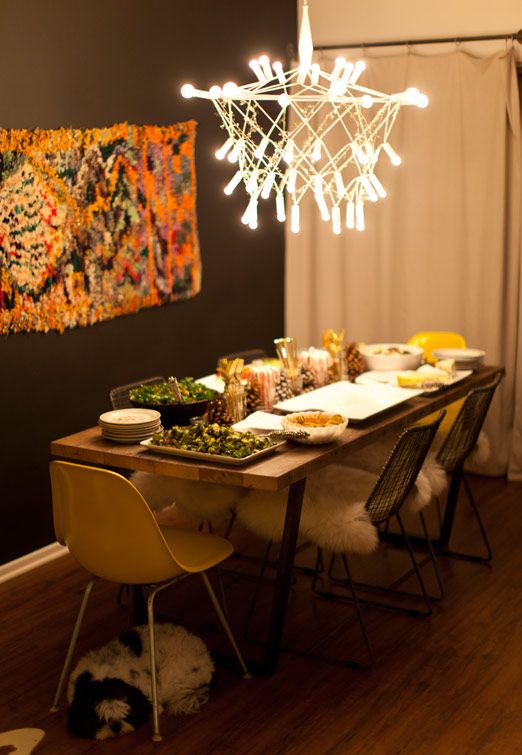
[181,0,428,234]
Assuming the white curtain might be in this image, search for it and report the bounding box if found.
[286,50,521,478]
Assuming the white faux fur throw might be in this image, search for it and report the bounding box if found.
[236,455,447,552]
[129,471,244,523]
[236,465,379,555]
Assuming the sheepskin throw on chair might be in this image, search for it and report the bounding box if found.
[0,121,201,334]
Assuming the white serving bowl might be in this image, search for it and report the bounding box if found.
[281,412,348,445]
[359,343,424,372]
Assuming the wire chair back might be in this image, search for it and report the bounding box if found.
[365,410,446,525]
[109,375,166,410]
[218,349,267,364]
[436,374,502,474]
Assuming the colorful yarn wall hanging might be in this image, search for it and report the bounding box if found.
[0,121,201,334]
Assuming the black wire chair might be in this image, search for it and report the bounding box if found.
[109,375,166,410]
[218,348,267,364]
[434,373,503,562]
[310,410,446,668]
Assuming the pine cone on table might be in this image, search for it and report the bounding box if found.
[274,370,293,402]
[245,382,263,413]
[300,366,316,392]
[345,342,365,382]
[206,396,233,425]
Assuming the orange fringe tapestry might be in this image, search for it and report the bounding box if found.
[0,121,201,334]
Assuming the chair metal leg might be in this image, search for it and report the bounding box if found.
[418,510,444,600]
[200,571,251,679]
[146,588,162,743]
[437,472,493,563]
[50,576,97,712]
[396,513,432,616]
[308,548,373,668]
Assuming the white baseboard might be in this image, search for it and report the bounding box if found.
[0,542,68,585]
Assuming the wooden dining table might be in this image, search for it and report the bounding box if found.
[50,365,503,676]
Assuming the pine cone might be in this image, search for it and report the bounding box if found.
[300,366,316,391]
[246,383,263,413]
[345,342,365,382]
[206,396,233,425]
[274,370,293,401]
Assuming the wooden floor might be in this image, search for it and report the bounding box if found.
[1,474,522,754]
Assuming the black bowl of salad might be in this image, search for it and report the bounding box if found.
[128,378,217,427]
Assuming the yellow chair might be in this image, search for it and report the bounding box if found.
[49,461,250,742]
[408,331,467,436]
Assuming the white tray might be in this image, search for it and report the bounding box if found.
[273,381,424,421]
[140,438,285,465]
[355,369,473,394]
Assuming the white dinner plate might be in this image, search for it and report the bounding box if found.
[355,369,473,394]
[273,380,424,421]
[99,408,161,425]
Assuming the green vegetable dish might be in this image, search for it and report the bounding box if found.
[129,378,215,405]
[151,423,273,458]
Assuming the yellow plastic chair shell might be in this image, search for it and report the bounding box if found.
[50,461,231,584]
[408,331,467,435]
[49,460,249,741]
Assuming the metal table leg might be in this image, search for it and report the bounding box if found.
[261,478,306,677]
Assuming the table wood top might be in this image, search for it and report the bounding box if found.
[51,366,503,491]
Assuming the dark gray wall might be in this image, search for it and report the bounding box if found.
[0,0,296,563]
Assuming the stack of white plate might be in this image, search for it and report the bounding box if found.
[433,348,486,370]
[99,408,161,443]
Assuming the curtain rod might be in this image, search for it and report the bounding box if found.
[314,30,522,52]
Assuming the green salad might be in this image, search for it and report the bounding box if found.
[129,378,215,405]
[151,423,272,458]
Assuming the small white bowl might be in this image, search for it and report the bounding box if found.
[281,412,348,445]
[359,343,423,372]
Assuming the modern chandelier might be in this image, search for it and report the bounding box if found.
[181,0,428,234]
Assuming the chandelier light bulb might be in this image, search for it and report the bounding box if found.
[224,170,243,195]
[273,60,286,85]
[223,81,238,96]
[287,167,297,194]
[215,136,234,160]
[283,139,295,164]
[254,137,269,159]
[350,60,366,85]
[181,0,428,234]
[352,142,369,165]
[258,55,273,80]
[228,139,244,163]
[261,171,276,199]
[369,173,387,198]
[361,175,378,202]
[249,58,265,82]
[383,142,401,166]
[180,83,195,98]
[276,192,286,221]
[332,206,341,235]
[335,171,345,197]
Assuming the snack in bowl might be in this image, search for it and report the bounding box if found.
[281,412,348,444]
[359,343,423,372]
